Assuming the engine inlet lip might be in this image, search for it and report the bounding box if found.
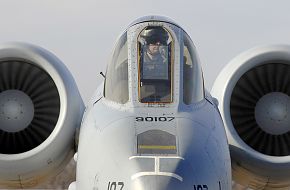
[0,42,71,159]
[211,45,290,170]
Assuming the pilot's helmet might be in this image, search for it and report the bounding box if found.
[141,26,169,45]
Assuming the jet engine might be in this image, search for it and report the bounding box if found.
[211,45,290,189]
[0,43,84,188]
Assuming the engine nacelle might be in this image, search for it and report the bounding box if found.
[212,45,290,189]
[0,43,84,188]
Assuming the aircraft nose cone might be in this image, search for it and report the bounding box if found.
[132,176,183,190]
[129,156,189,190]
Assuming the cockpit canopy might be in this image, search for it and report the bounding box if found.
[104,32,128,104]
[104,16,204,105]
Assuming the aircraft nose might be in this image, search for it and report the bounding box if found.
[132,175,183,190]
[129,156,190,190]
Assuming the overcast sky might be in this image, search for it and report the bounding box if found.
[0,0,290,102]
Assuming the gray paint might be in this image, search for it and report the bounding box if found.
[75,17,231,190]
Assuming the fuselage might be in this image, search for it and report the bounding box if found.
[75,16,232,190]
[76,89,231,190]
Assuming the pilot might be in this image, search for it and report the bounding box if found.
[139,26,171,102]
[141,26,169,79]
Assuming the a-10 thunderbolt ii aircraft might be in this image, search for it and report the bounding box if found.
[1,15,290,190]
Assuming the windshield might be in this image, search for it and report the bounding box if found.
[138,26,173,103]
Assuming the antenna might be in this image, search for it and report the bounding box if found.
[100,72,105,78]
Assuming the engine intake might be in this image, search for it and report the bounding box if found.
[212,45,290,189]
[231,63,290,156]
[0,60,60,154]
[0,43,84,188]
